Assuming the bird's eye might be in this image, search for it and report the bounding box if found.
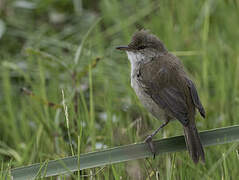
[137,45,147,50]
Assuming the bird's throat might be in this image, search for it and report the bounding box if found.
[126,51,144,77]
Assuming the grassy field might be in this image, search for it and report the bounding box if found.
[1,0,239,179]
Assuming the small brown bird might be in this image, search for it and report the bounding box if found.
[116,30,205,164]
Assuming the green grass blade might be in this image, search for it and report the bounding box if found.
[11,125,239,180]
[74,18,102,65]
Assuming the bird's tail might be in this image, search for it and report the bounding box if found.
[183,124,205,164]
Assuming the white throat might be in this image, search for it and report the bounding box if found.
[126,51,145,75]
[127,51,145,62]
[126,50,157,76]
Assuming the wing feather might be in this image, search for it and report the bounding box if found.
[139,59,189,126]
[185,78,206,118]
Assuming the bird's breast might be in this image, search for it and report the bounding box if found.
[131,75,165,120]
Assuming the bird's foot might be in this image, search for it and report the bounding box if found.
[144,135,156,159]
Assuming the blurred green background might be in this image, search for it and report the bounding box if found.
[0,0,239,179]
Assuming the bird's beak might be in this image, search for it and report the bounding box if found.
[115,45,130,51]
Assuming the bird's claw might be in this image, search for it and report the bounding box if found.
[144,135,156,159]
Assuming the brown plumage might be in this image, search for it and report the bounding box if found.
[116,30,205,164]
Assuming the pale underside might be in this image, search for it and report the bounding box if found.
[127,51,170,121]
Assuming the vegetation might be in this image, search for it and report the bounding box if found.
[0,0,239,179]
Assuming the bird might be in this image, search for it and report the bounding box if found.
[116,30,205,164]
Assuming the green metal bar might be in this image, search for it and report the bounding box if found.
[11,125,239,180]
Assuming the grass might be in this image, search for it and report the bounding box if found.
[0,0,239,179]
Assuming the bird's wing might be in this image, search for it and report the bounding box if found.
[185,78,205,118]
[138,59,189,126]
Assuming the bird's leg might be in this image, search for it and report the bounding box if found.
[144,120,169,158]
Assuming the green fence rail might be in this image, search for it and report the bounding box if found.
[11,125,239,180]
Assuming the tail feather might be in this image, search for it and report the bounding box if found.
[183,125,205,164]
